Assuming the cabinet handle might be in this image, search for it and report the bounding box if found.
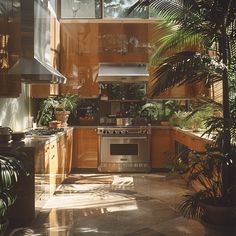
[51,155,55,159]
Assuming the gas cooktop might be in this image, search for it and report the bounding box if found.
[25,128,64,136]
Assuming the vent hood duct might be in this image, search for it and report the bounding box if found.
[97,63,149,83]
[8,0,67,84]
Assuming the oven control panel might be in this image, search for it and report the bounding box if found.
[97,126,151,135]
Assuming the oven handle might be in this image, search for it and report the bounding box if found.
[102,136,148,140]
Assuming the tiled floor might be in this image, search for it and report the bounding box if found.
[7,173,205,236]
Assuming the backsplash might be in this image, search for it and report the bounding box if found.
[0,84,30,131]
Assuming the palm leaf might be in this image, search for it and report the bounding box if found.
[149,51,223,97]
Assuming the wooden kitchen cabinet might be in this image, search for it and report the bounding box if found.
[151,128,174,169]
[34,129,73,196]
[30,83,59,98]
[65,128,73,174]
[72,128,98,169]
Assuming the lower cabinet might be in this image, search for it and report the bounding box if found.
[151,127,209,170]
[72,128,98,169]
[35,129,73,197]
[151,128,174,169]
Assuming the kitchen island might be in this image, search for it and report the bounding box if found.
[0,127,73,226]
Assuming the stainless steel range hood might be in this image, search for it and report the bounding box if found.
[8,0,67,84]
[9,57,67,84]
[97,63,149,83]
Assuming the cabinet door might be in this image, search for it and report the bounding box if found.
[72,128,98,169]
[65,129,73,174]
[151,128,174,169]
[49,140,58,195]
[57,135,66,175]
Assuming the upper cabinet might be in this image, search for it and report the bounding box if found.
[60,23,99,97]
[98,23,151,63]
[0,0,21,97]
[60,21,152,97]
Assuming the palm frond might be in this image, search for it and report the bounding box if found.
[177,192,205,219]
[149,51,223,97]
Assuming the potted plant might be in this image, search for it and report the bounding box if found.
[54,94,80,127]
[0,154,29,235]
[129,1,236,235]
[37,94,80,127]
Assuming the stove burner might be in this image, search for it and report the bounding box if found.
[25,128,64,136]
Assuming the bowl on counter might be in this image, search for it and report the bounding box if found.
[11,132,26,141]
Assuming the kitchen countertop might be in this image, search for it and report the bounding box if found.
[0,127,74,150]
[73,125,212,141]
[0,125,210,150]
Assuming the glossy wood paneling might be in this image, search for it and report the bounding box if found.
[60,22,152,97]
[72,128,98,168]
[151,128,174,169]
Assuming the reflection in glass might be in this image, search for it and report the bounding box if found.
[61,0,101,18]
[104,0,149,19]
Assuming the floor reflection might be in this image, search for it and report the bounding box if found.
[7,173,205,236]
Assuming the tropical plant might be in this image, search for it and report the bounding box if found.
[129,0,236,233]
[140,102,160,121]
[0,153,29,234]
[177,146,236,217]
[37,94,80,126]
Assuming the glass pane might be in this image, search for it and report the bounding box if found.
[61,0,101,18]
[110,144,138,155]
[104,0,149,19]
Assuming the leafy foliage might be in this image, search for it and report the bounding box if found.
[37,94,80,126]
[0,153,29,231]
[176,146,236,219]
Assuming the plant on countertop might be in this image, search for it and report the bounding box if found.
[37,94,80,126]
[0,153,29,234]
[129,0,236,235]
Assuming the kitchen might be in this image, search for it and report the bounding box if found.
[0,0,223,235]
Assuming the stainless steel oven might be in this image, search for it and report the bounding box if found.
[97,126,151,172]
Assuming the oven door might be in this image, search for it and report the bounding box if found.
[100,135,150,163]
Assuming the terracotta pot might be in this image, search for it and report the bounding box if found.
[200,201,235,225]
[54,111,70,127]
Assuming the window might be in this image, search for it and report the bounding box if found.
[60,0,149,19]
[61,0,102,18]
[103,0,148,19]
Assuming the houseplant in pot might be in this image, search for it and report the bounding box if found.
[129,0,236,235]
[0,153,29,235]
[54,94,80,127]
[37,94,80,127]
